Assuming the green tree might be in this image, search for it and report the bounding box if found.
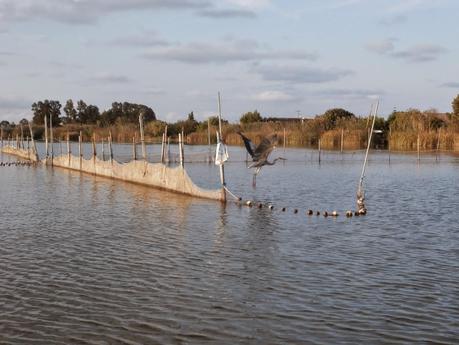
[240,110,262,124]
[63,99,78,123]
[31,100,62,125]
[320,108,355,130]
[100,102,156,125]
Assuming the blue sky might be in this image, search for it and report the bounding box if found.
[0,0,458,123]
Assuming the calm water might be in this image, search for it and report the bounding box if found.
[1,144,458,344]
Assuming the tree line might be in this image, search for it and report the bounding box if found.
[30,99,156,126]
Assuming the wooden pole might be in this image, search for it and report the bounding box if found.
[388,126,392,164]
[67,131,71,164]
[44,114,49,158]
[178,133,184,167]
[59,140,63,156]
[436,127,441,162]
[20,124,24,149]
[318,138,321,164]
[101,138,105,161]
[340,128,344,154]
[164,125,168,163]
[160,132,165,163]
[358,101,379,196]
[217,92,226,193]
[0,126,3,147]
[139,113,146,161]
[92,133,96,161]
[79,131,82,170]
[132,136,137,160]
[166,137,170,164]
[49,114,54,165]
[108,131,113,163]
[207,118,211,163]
[28,122,38,161]
[182,129,185,166]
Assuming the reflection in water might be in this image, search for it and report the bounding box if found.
[0,147,458,344]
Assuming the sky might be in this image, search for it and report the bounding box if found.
[0,0,458,123]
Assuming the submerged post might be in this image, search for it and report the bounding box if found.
[388,126,392,164]
[20,124,24,149]
[178,133,184,167]
[79,131,82,170]
[207,118,211,163]
[160,132,165,163]
[67,131,71,164]
[167,137,170,164]
[101,138,105,161]
[132,136,137,160]
[92,133,97,162]
[44,114,49,158]
[139,113,146,161]
[28,122,39,161]
[318,138,321,164]
[50,114,54,165]
[164,126,168,163]
[108,131,113,163]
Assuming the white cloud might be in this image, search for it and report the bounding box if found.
[0,0,210,24]
[366,39,447,63]
[252,90,297,102]
[253,64,354,84]
[224,0,271,9]
[315,88,384,100]
[197,8,256,18]
[391,44,447,63]
[89,73,132,84]
[440,82,459,88]
[143,39,317,64]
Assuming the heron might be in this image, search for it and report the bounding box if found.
[237,132,286,187]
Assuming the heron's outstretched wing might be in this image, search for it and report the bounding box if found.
[253,134,277,161]
[237,132,256,158]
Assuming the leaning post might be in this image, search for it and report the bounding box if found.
[92,133,97,163]
[28,122,39,161]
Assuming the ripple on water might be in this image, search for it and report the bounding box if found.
[1,149,459,344]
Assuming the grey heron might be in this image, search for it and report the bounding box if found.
[237,132,286,187]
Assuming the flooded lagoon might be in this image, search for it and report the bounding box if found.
[1,145,458,344]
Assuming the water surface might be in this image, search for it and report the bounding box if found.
[1,145,458,344]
